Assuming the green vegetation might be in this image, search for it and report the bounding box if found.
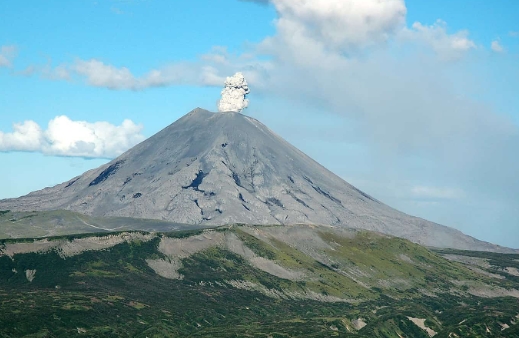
[0,226,518,337]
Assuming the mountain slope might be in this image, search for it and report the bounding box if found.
[0,210,200,239]
[1,225,519,337]
[0,108,511,251]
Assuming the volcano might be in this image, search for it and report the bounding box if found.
[0,108,509,251]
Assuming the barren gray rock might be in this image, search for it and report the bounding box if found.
[352,318,367,330]
[407,317,437,337]
[25,269,36,282]
[0,232,154,259]
[225,232,305,280]
[146,259,184,280]
[0,108,514,252]
[504,267,519,277]
[225,279,352,303]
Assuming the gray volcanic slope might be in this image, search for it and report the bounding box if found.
[0,108,512,252]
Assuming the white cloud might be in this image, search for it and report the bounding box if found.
[403,20,476,60]
[253,1,475,63]
[0,116,144,158]
[42,58,226,90]
[0,121,44,152]
[23,46,262,91]
[74,59,136,89]
[268,0,407,51]
[0,45,17,68]
[509,31,519,37]
[18,62,71,80]
[491,40,504,53]
[410,186,465,200]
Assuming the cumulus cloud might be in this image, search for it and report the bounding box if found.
[0,45,17,68]
[491,40,504,53]
[261,0,406,55]
[248,0,476,57]
[218,72,250,112]
[254,1,474,67]
[0,116,144,158]
[0,121,43,152]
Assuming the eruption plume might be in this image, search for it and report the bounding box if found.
[217,72,250,113]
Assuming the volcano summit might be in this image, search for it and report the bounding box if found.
[0,108,509,252]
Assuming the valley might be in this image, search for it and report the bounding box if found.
[1,222,518,337]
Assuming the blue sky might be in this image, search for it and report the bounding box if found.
[1,0,518,247]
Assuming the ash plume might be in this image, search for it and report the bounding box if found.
[217,72,250,113]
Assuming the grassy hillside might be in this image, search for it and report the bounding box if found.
[0,225,518,337]
[0,210,200,239]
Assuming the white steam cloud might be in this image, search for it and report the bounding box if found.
[217,72,250,113]
[0,116,144,158]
